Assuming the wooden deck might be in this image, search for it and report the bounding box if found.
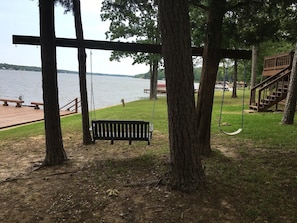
[0,105,75,129]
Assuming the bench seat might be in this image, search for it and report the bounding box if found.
[0,98,24,107]
[91,120,152,145]
[31,102,44,109]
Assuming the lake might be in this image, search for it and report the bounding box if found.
[0,70,150,110]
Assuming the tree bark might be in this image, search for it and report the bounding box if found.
[149,59,158,100]
[73,0,93,144]
[232,59,238,98]
[159,0,205,192]
[251,45,258,88]
[196,0,226,156]
[39,0,67,165]
[250,45,258,103]
[282,43,297,124]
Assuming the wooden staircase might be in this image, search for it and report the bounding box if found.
[249,52,293,112]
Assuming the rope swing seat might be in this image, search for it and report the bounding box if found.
[218,64,246,136]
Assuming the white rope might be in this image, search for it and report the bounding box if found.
[149,96,157,132]
[89,50,96,121]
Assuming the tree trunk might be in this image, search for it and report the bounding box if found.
[250,45,258,103]
[39,0,67,165]
[149,59,158,100]
[196,0,226,156]
[159,0,205,192]
[73,0,93,144]
[282,43,297,124]
[232,59,238,98]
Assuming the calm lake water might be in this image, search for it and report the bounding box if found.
[0,70,150,110]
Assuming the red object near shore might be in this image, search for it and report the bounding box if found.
[157,83,166,93]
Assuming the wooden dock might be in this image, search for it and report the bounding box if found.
[0,105,75,129]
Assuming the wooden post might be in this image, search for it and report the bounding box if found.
[75,97,78,113]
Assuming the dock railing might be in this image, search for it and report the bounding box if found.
[60,98,80,113]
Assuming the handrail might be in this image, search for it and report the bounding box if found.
[258,71,290,92]
[263,52,293,68]
[251,66,290,91]
[258,71,290,102]
[60,98,80,113]
[262,52,293,77]
[250,67,291,111]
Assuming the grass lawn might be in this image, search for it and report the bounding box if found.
[0,90,296,222]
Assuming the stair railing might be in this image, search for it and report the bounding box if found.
[250,67,291,111]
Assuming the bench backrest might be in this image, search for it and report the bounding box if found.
[91,120,152,143]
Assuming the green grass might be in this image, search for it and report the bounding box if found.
[2,91,297,149]
[0,121,45,140]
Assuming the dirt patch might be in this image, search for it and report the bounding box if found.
[1,132,296,222]
[214,145,240,159]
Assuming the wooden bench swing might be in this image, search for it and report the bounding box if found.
[88,60,155,145]
[91,120,153,145]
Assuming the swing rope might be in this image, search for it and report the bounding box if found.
[218,64,245,136]
[89,50,96,121]
[149,95,157,132]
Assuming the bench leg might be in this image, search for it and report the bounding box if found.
[16,103,22,107]
[3,102,8,106]
[34,105,40,109]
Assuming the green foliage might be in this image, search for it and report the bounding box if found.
[100,0,160,68]
[225,1,297,45]
[190,5,207,47]
[190,1,297,48]
[189,1,297,87]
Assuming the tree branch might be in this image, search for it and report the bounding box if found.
[227,0,263,11]
[189,0,209,11]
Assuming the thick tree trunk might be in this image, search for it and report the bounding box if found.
[282,43,297,124]
[159,0,205,192]
[232,59,238,98]
[40,0,67,165]
[73,0,93,144]
[196,0,226,156]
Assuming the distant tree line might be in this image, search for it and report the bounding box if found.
[0,63,42,72]
[0,63,136,77]
[136,67,203,82]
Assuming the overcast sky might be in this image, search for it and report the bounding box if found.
[0,0,149,75]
